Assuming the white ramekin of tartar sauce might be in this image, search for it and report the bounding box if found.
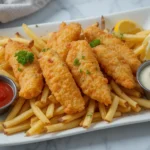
[137,60,150,99]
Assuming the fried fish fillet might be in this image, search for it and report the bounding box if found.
[93,45,136,89]
[5,40,43,99]
[66,40,112,105]
[84,25,141,73]
[38,49,85,114]
[47,22,81,61]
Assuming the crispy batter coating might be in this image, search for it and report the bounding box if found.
[38,49,85,114]
[66,40,112,105]
[84,25,141,73]
[93,45,136,89]
[5,40,43,99]
[47,22,81,61]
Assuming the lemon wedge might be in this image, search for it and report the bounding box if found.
[114,20,143,34]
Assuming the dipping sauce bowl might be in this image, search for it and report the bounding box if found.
[0,75,17,114]
[137,60,150,99]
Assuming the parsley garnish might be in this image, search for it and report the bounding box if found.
[15,50,34,65]
[35,24,38,28]
[86,70,91,75]
[42,48,50,52]
[18,68,22,72]
[90,39,100,48]
[82,56,85,59]
[80,69,83,73]
[73,58,80,66]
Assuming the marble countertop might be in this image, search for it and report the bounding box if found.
[1,0,150,150]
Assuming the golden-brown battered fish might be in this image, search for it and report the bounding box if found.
[5,40,43,99]
[93,45,136,89]
[38,49,85,114]
[47,22,81,61]
[84,25,141,73]
[66,40,112,105]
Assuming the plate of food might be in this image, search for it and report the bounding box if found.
[0,6,150,147]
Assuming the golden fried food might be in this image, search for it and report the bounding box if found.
[84,25,141,73]
[66,40,112,105]
[93,45,136,89]
[5,40,43,99]
[47,22,81,60]
[38,49,85,114]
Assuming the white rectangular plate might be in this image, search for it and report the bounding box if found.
[0,6,150,147]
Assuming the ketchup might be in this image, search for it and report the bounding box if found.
[0,81,13,108]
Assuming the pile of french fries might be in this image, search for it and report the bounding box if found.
[112,28,150,61]
[0,22,150,136]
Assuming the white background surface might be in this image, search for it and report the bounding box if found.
[1,0,150,150]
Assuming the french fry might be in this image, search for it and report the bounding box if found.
[114,112,122,118]
[46,103,55,119]
[22,24,46,50]
[0,69,19,88]
[111,93,127,108]
[0,38,9,46]
[30,106,53,126]
[48,94,58,104]
[134,33,150,55]
[12,38,30,45]
[41,85,50,103]
[136,30,150,36]
[35,100,50,108]
[101,16,105,30]
[3,109,33,128]
[59,110,86,123]
[82,99,95,128]
[0,122,3,131]
[130,96,150,109]
[117,106,131,113]
[30,99,50,125]
[134,43,147,55]
[121,87,141,97]
[131,105,141,112]
[46,119,81,133]
[105,96,119,122]
[54,106,64,116]
[110,80,137,109]
[4,122,30,135]
[114,33,146,42]
[26,120,45,136]
[18,101,30,115]
[31,46,40,58]
[5,98,25,121]
[98,103,107,120]
[30,116,39,125]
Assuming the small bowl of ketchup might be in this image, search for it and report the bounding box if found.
[0,75,17,114]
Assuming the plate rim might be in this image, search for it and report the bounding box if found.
[0,6,150,147]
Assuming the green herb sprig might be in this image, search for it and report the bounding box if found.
[74,58,80,66]
[15,50,34,65]
[90,39,100,48]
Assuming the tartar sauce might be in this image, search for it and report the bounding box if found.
[140,65,150,90]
